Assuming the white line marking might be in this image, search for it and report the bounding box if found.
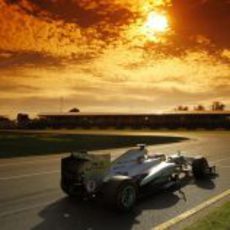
[0,198,60,218]
[218,165,230,168]
[0,189,61,208]
[0,157,62,168]
[153,189,230,230]
[0,170,59,181]
[213,157,230,164]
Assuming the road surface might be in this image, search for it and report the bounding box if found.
[0,131,229,230]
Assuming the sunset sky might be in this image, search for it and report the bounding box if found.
[0,0,230,117]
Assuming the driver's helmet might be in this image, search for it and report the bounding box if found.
[137,155,145,164]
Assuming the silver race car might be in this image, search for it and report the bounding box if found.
[61,144,216,211]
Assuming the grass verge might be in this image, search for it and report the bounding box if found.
[184,201,230,230]
[0,131,188,158]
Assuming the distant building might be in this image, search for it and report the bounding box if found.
[37,111,230,130]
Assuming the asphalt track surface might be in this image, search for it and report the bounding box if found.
[0,131,229,230]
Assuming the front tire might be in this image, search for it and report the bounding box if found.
[192,157,209,180]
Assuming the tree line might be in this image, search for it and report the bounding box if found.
[175,101,226,112]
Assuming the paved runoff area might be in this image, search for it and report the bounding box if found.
[0,131,229,230]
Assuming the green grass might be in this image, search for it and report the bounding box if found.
[184,201,230,230]
[0,131,187,158]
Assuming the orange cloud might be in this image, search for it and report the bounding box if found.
[0,0,230,117]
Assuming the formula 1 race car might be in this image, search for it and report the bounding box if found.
[61,144,216,211]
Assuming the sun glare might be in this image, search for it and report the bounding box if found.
[141,11,169,41]
[145,12,168,32]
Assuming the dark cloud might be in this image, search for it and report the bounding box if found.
[0,50,65,69]
[5,0,134,44]
[2,0,230,56]
[169,0,230,49]
[34,0,133,26]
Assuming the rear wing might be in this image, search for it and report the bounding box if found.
[65,151,111,181]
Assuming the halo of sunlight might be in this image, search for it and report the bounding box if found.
[141,11,169,41]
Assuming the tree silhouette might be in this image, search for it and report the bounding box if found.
[211,101,225,111]
[175,105,189,111]
[194,104,205,111]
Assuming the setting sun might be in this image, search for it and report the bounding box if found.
[141,11,169,41]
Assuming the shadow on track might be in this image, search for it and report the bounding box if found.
[32,175,218,230]
[33,197,139,230]
[194,175,218,190]
[32,191,184,230]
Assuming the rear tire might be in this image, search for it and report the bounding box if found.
[103,176,137,212]
[61,179,85,199]
[192,157,209,180]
